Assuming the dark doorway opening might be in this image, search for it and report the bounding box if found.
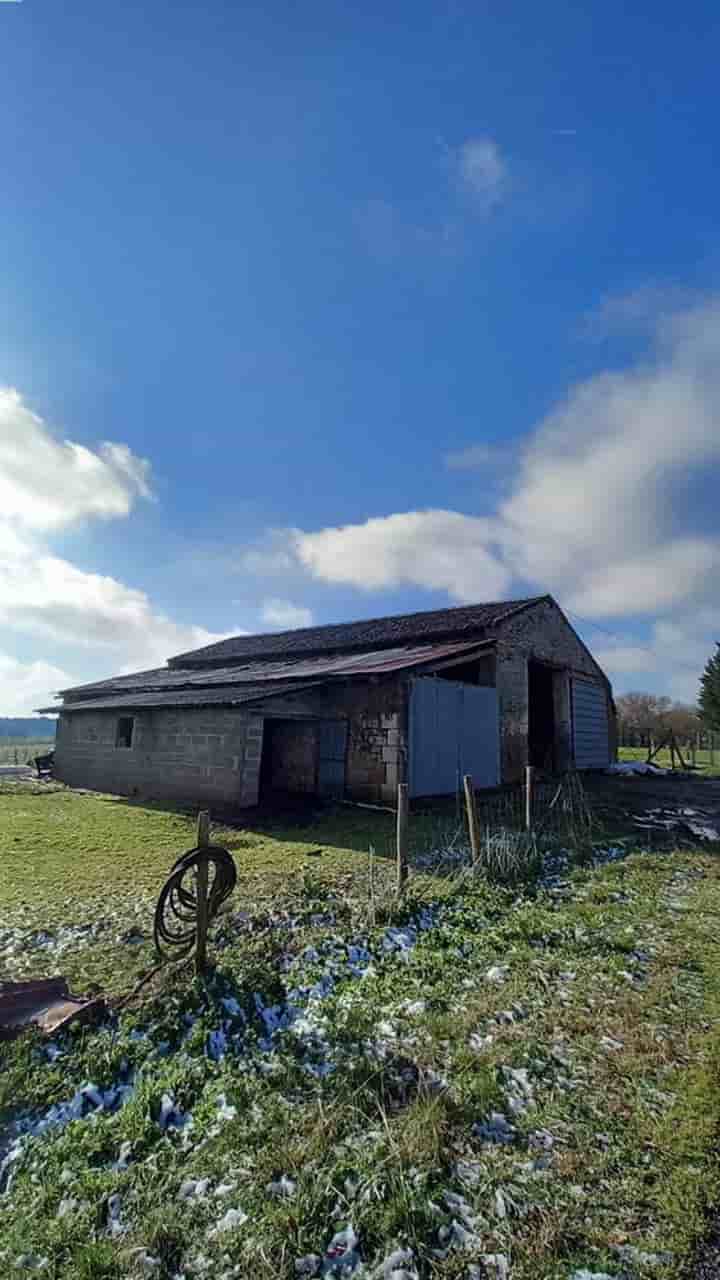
[528,661,556,770]
[259,719,318,804]
[259,718,348,805]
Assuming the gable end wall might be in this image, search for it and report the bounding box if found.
[494,598,614,781]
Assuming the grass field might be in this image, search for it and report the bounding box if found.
[618,744,720,775]
[2,786,720,1279]
[0,737,54,766]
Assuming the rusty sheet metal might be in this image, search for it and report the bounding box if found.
[0,978,106,1041]
[38,681,321,715]
[54,641,492,707]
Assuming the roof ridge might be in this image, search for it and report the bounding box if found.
[169,595,550,666]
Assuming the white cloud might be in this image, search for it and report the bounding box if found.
[0,387,151,531]
[457,137,507,210]
[240,531,302,576]
[260,599,314,630]
[0,653,73,716]
[295,511,511,601]
[498,300,720,612]
[282,295,720,625]
[591,644,656,675]
[237,292,720,697]
[0,389,231,706]
[0,532,230,672]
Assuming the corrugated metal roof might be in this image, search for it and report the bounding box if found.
[168,596,548,667]
[39,682,319,715]
[56,639,493,704]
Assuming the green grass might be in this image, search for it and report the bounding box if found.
[618,744,720,775]
[3,787,720,1278]
[0,788,459,991]
[0,737,54,765]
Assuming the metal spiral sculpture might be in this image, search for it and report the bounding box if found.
[153,844,237,961]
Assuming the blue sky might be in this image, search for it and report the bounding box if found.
[2,0,719,713]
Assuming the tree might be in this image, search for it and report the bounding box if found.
[665,702,701,743]
[699,643,720,731]
[615,692,672,745]
[614,692,700,748]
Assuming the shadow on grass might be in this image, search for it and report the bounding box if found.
[85,789,470,866]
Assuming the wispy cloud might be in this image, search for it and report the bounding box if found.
[260,599,313,630]
[456,137,508,211]
[444,442,511,471]
[0,388,231,704]
[244,290,720,695]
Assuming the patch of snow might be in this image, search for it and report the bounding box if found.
[599,1036,623,1052]
[482,1256,509,1280]
[473,1111,517,1144]
[208,1207,248,1237]
[113,1140,133,1171]
[216,1094,238,1122]
[206,1029,227,1062]
[159,1093,189,1131]
[267,1174,296,1198]
[323,1224,361,1275]
[107,1192,126,1238]
[178,1178,210,1202]
[295,1256,321,1276]
[606,761,667,775]
[485,965,510,984]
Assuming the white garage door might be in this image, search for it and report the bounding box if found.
[409,677,500,797]
[572,678,609,768]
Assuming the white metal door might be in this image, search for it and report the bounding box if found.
[572,678,609,768]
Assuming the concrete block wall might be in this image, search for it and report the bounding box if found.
[55,706,264,811]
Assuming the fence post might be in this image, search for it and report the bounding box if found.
[195,810,210,976]
[525,765,534,832]
[396,783,409,893]
[712,732,716,769]
[463,774,480,865]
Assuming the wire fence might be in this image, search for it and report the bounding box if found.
[473,770,594,841]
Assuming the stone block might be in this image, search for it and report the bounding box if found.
[385,762,399,789]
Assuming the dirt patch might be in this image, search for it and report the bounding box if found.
[585,773,720,843]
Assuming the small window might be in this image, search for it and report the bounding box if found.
[115,716,135,749]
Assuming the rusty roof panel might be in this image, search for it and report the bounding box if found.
[39,682,321,715]
[56,640,492,706]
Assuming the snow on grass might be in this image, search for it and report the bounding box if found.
[3,830,720,1278]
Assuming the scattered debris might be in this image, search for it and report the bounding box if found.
[0,977,105,1041]
[606,761,667,775]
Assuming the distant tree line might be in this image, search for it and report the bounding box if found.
[615,693,703,749]
[0,717,57,738]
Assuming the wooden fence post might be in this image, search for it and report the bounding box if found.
[463,774,480,865]
[195,810,210,976]
[711,732,716,769]
[396,783,409,893]
[525,765,534,832]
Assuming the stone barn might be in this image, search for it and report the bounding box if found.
[43,595,616,811]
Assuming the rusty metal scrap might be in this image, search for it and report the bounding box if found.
[0,977,106,1041]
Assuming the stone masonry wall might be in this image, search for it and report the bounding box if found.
[268,678,408,807]
[55,706,264,811]
[494,598,614,782]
